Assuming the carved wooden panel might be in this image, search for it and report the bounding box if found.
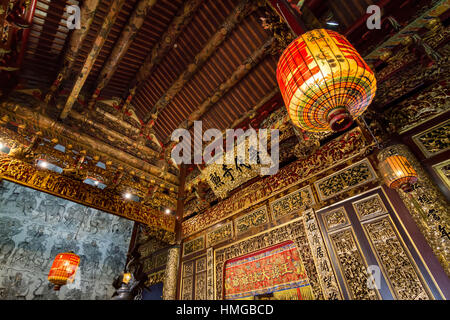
[412,120,450,158]
[322,207,350,231]
[206,221,233,247]
[362,216,431,300]
[196,256,207,273]
[314,159,377,201]
[270,186,315,220]
[432,159,450,190]
[206,248,214,300]
[194,271,207,300]
[234,205,269,235]
[181,276,193,300]
[329,228,380,300]
[182,235,205,257]
[352,194,388,221]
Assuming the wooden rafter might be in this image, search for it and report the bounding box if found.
[142,0,260,125]
[119,0,204,116]
[60,0,127,120]
[182,38,274,134]
[44,0,101,103]
[0,100,180,190]
[86,0,160,110]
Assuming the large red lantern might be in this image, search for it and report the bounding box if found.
[277,29,377,132]
[48,252,80,291]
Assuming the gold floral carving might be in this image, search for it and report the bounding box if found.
[412,120,450,158]
[352,194,388,221]
[270,186,315,220]
[329,228,379,300]
[322,207,349,231]
[181,276,193,300]
[183,261,194,277]
[196,256,207,273]
[363,216,431,300]
[183,235,205,257]
[145,270,165,287]
[207,222,233,247]
[206,248,214,300]
[234,206,269,235]
[432,159,450,190]
[314,159,377,201]
[194,272,207,300]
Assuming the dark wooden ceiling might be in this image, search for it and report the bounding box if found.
[10,0,447,167]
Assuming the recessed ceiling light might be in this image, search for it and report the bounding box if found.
[124,193,132,199]
[39,161,48,168]
[326,21,339,26]
[165,208,171,214]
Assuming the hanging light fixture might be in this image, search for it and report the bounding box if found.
[48,251,80,291]
[378,154,418,192]
[277,29,377,132]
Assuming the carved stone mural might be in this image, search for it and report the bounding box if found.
[0,180,133,300]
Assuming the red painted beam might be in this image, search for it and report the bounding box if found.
[268,0,307,36]
[16,0,37,69]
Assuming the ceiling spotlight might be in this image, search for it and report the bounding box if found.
[39,161,48,168]
[0,143,3,149]
[326,21,339,26]
[94,180,99,186]
[124,193,132,199]
[165,208,171,214]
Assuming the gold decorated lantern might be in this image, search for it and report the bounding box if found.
[277,29,377,132]
[379,155,418,192]
[48,252,80,291]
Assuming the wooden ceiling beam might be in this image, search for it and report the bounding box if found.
[119,0,204,114]
[164,38,275,144]
[86,0,160,110]
[59,0,127,120]
[142,0,260,126]
[0,100,180,190]
[44,0,101,104]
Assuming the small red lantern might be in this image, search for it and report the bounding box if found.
[48,252,80,291]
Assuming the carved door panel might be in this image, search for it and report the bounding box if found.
[316,187,439,300]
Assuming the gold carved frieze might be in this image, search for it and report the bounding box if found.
[270,186,315,220]
[145,269,165,287]
[432,159,450,191]
[412,120,450,158]
[0,156,176,235]
[329,228,380,300]
[322,207,349,231]
[183,235,205,257]
[314,159,377,201]
[362,216,431,300]
[207,221,234,248]
[234,205,269,235]
[352,194,388,222]
[182,128,367,237]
